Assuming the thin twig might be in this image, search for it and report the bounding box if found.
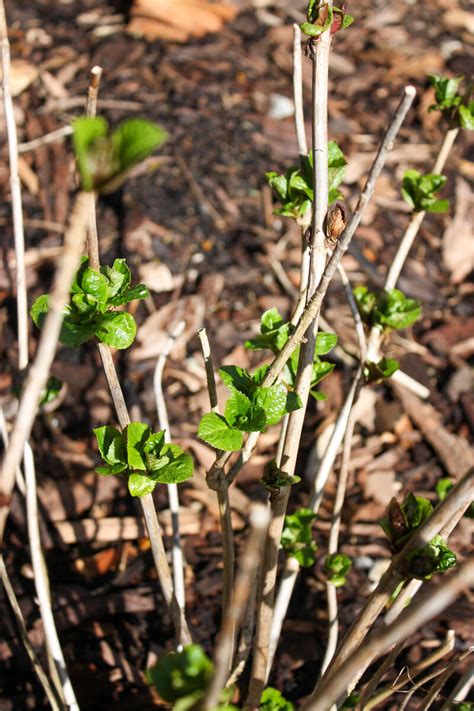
[24,444,79,710]
[293,24,307,159]
[0,554,61,711]
[202,505,270,710]
[359,640,406,709]
[1,0,28,369]
[416,648,474,711]
[302,560,474,710]
[198,328,235,639]
[154,321,186,613]
[0,192,90,541]
[362,630,456,710]
[18,125,74,153]
[439,662,474,711]
[85,65,102,271]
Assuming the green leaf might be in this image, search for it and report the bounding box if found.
[364,357,400,383]
[30,295,50,330]
[325,553,352,587]
[198,413,243,451]
[401,170,449,213]
[128,472,156,497]
[80,267,108,309]
[111,118,168,174]
[405,535,457,580]
[300,21,326,37]
[151,444,194,484]
[60,313,98,347]
[459,102,474,130]
[96,462,128,477]
[374,288,422,331]
[261,307,285,333]
[281,507,317,567]
[147,645,213,705]
[353,286,377,323]
[109,284,149,307]
[285,391,302,413]
[224,390,253,428]
[254,382,287,426]
[428,74,464,111]
[315,332,338,355]
[101,259,131,298]
[40,375,63,406]
[219,365,255,397]
[126,422,152,471]
[260,687,295,711]
[341,13,354,28]
[73,116,111,191]
[262,459,301,490]
[143,431,167,472]
[95,311,137,349]
[93,425,126,465]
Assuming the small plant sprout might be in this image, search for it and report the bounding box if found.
[245,307,337,399]
[73,116,168,193]
[300,2,354,40]
[198,364,302,452]
[260,687,295,710]
[428,74,474,129]
[266,142,347,224]
[380,492,433,550]
[325,552,352,587]
[30,257,149,349]
[354,287,422,332]
[401,170,450,213]
[93,423,193,497]
[404,535,457,581]
[281,508,317,567]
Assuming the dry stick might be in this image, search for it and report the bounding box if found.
[24,445,79,711]
[359,640,406,709]
[439,662,474,711]
[0,555,61,711]
[302,559,474,711]
[0,191,90,540]
[198,328,235,636]
[202,505,271,710]
[0,0,28,370]
[309,467,474,703]
[154,321,186,612]
[417,647,474,711]
[18,125,73,153]
[246,24,333,708]
[81,70,191,647]
[362,630,456,710]
[398,666,452,711]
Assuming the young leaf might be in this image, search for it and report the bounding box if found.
[95,311,137,349]
[109,284,149,307]
[147,645,214,705]
[315,332,338,355]
[128,472,156,497]
[93,425,127,466]
[30,295,50,330]
[281,508,317,567]
[219,365,255,397]
[374,288,422,331]
[405,535,457,580]
[111,118,168,175]
[254,382,287,426]
[262,459,301,491]
[459,101,474,130]
[260,687,295,711]
[151,444,194,484]
[436,477,474,518]
[101,258,131,298]
[59,314,98,348]
[80,267,108,310]
[401,170,449,213]
[143,431,167,472]
[73,116,111,191]
[126,422,152,471]
[224,390,253,429]
[325,553,352,587]
[198,413,243,452]
[364,357,400,383]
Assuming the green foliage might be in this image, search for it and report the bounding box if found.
[436,477,474,518]
[260,687,295,711]
[405,535,457,580]
[380,492,433,550]
[325,552,352,587]
[354,287,422,333]
[147,645,213,711]
[428,74,473,130]
[262,459,301,491]
[198,365,302,452]
[281,508,317,567]
[340,693,361,708]
[245,307,337,400]
[401,170,449,213]
[30,258,149,349]
[363,357,400,383]
[266,142,347,221]
[73,116,168,192]
[300,2,354,39]
[93,422,193,497]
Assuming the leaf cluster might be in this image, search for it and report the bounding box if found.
[363,357,400,384]
[260,687,295,711]
[300,2,354,39]
[281,508,317,567]
[266,143,347,222]
[73,116,168,193]
[401,170,449,213]
[380,492,433,550]
[436,478,474,519]
[325,552,352,587]
[428,74,474,130]
[245,308,337,400]
[354,287,422,333]
[198,364,302,452]
[94,422,193,497]
[31,258,149,350]
[405,535,457,580]
[262,458,301,492]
